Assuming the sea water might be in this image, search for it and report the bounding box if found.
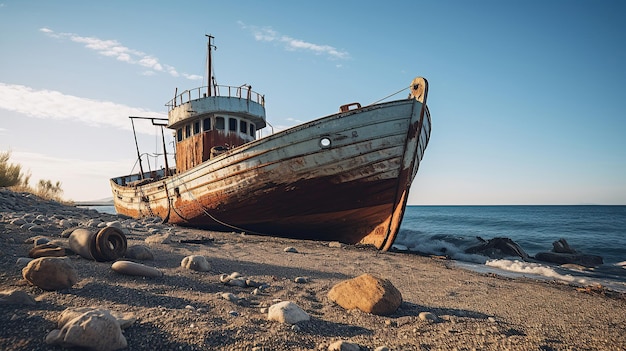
[396,205,626,291]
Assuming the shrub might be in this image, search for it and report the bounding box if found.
[0,150,24,187]
[1,150,67,203]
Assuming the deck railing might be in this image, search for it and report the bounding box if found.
[166,84,265,111]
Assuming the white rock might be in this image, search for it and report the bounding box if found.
[328,340,361,351]
[267,301,309,324]
[418,311,438,322]
[180,255,210,272]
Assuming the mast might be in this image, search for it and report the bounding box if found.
[206,34,217,97]
[130,118,145,179]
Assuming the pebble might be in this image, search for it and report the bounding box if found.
[328,241,343,248]
[145,233,171,244]
[294,276,308,283]
[419,311,438,322]
[220,292,239,302]
[284,247,298,253]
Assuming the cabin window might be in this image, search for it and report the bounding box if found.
[216,117,225,130]
[250,124,255,137]
[193,121,200,134]
[185,124,191,138]
[228,118,237,131]
[203,118,211,131]
[240,120,247,134]
[176,128,183,142]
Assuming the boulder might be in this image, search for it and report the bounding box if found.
[328,274,402,315]
[22,257,78,290]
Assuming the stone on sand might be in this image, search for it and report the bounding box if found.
[22,257,78,291]
[328,273,402,315]
[111,260,163,277]
[124,245,154,260]
[0,289,36,305]
[181,255,211,271]
[267,301,310,324]
[45,307,132,351]
[328,340,362,351]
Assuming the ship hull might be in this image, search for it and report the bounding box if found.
[111,98,431,250]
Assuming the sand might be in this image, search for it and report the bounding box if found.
[1,192,625,350]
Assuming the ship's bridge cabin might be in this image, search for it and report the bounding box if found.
[166,85,266,174]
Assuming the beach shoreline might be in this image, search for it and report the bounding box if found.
[1,190,625,350]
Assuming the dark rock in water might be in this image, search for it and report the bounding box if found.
[535,238,603,267]
[534,252,603,267]
[552,238,576,254]
[465,237,529,259]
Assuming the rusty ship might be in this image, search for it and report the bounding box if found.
[110,36,431,250]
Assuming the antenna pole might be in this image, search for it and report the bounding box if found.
[206,34,217,96]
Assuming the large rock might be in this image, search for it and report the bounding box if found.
[45,308,131,351]
[22,257,78,290]
[267,301,310,324]
[328,273,402,315]
[535,238,603,267]
[534,252,603,267]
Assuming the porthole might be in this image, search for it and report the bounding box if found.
[320,137,331,148]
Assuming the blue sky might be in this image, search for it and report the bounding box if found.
[0,1,624,204]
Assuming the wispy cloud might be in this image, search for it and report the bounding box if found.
[238,21,350,60]
[0,82,165,134]
[40,28,201,80]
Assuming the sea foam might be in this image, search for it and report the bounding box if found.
[486,259,589,285]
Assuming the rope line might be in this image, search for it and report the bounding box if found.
[366,85,410,106]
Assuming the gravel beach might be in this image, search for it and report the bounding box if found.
[1,189,624,350]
